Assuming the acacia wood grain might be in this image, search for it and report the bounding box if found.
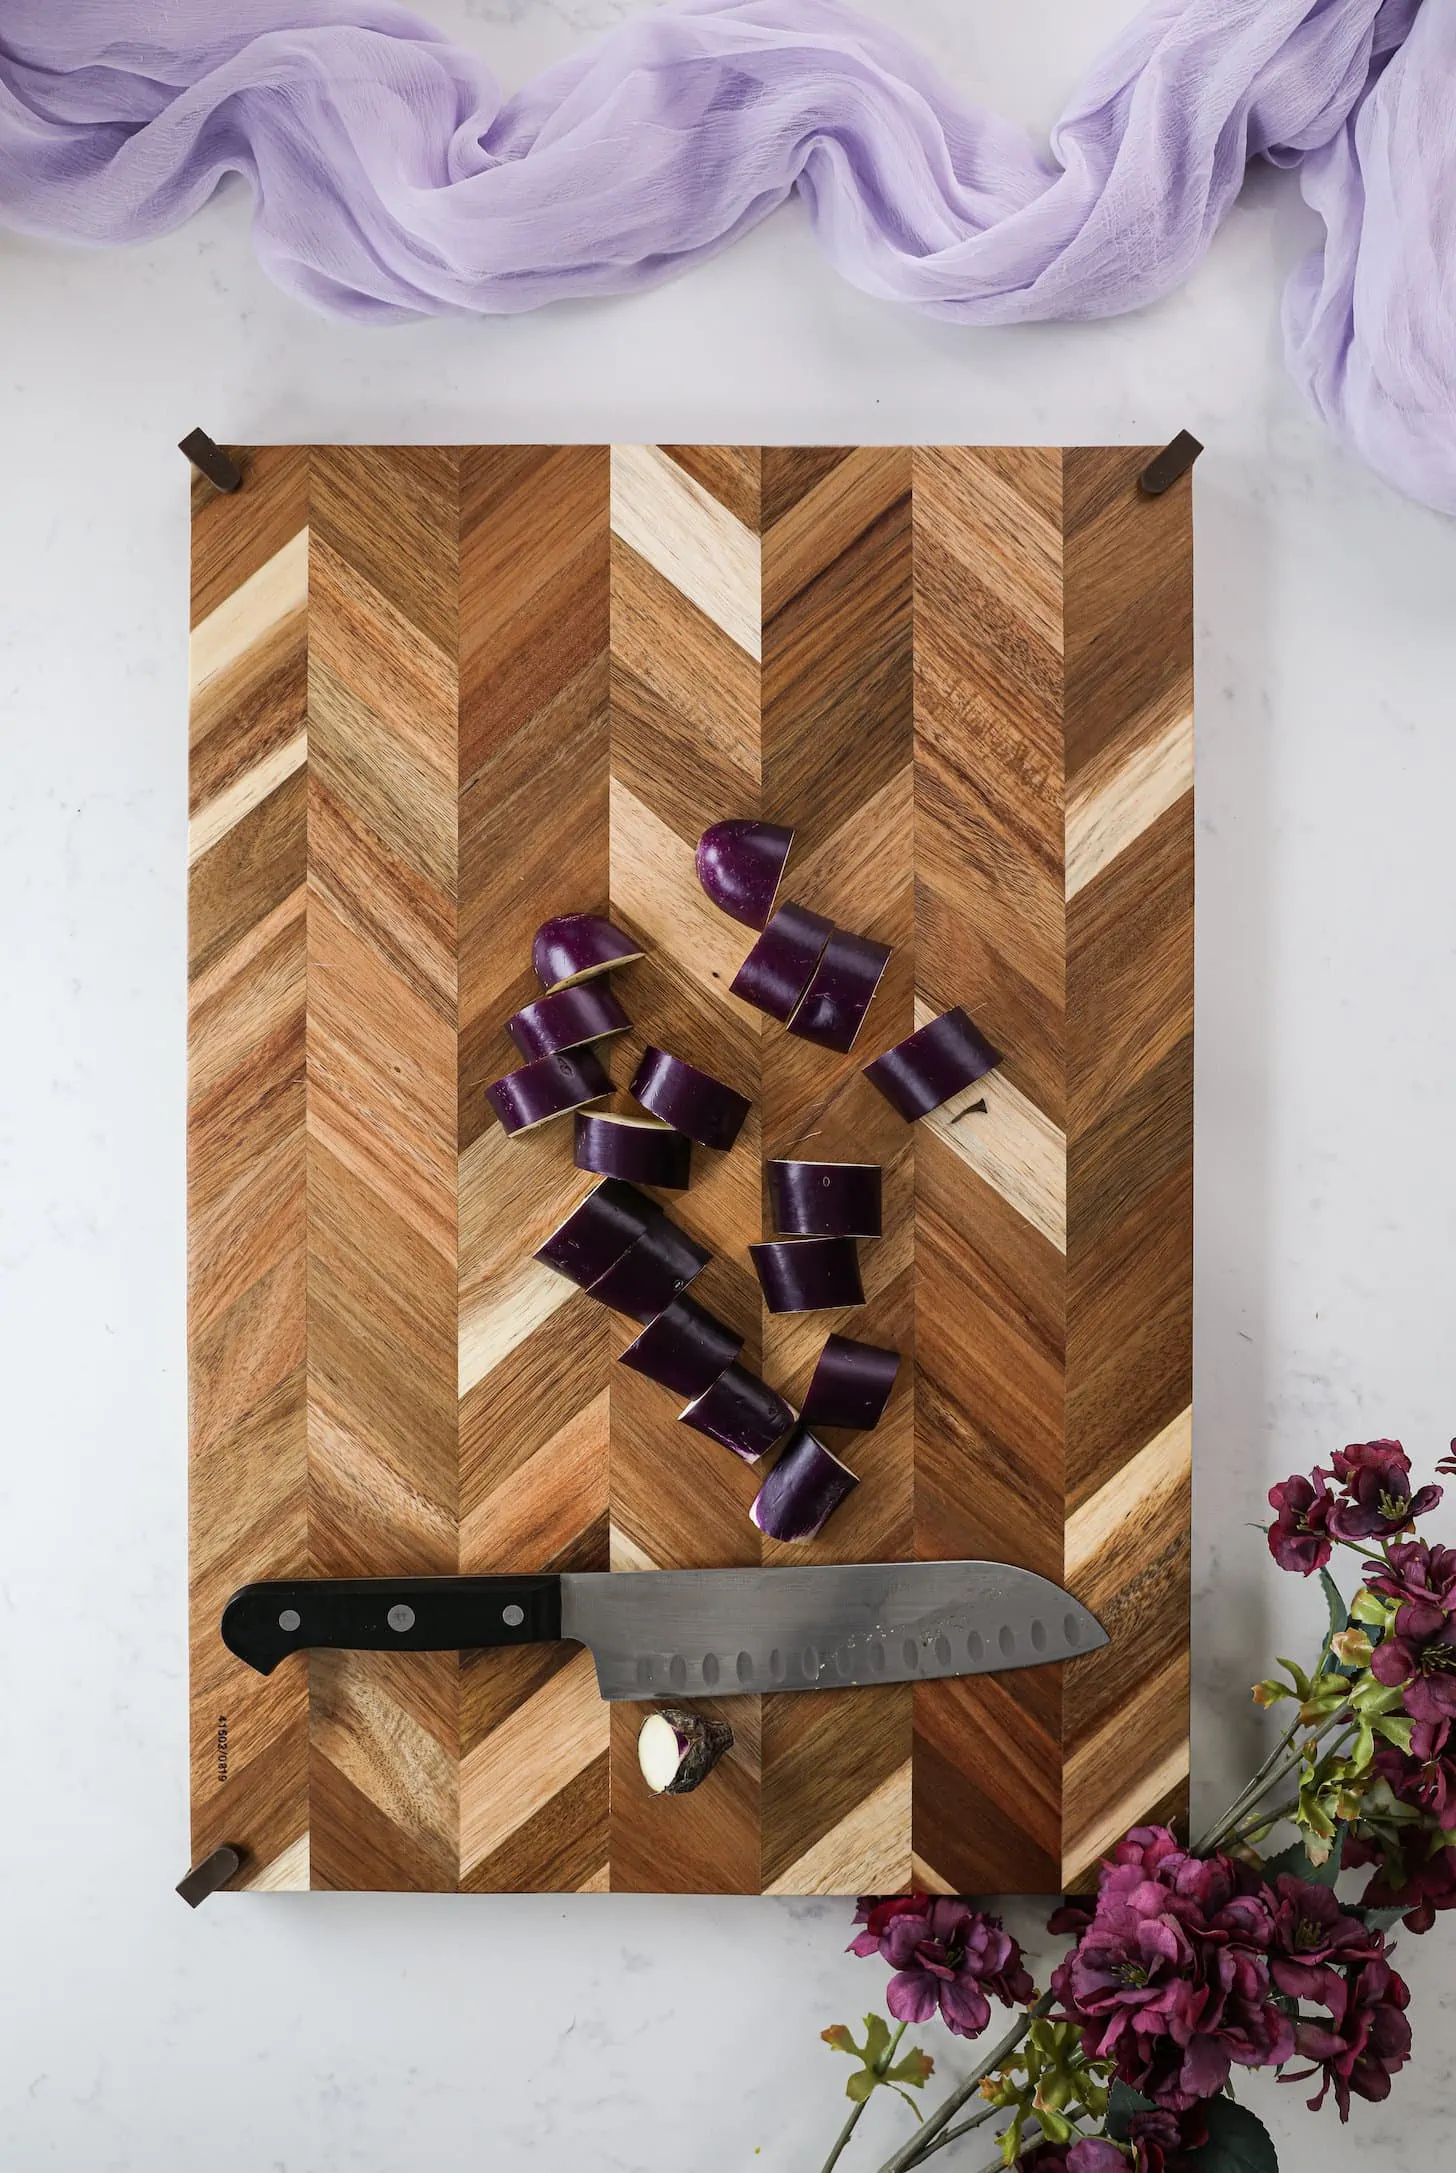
[188,442,1193,1894]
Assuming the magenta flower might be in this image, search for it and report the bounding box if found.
[1287,1955,1412,2117]
[1266,1471,1336,1574]
[1017,2145,1124,2173]
[1123,2105,1208,2172]
[1355,1830,1456,1934]
[875,1900,1033,2038]
[1268,1876,1382,2005]
[1367,1540,1456,1722]
[847,1893,929,1958]
[1050,1828,1293,2111]
[1327,1438,1441,1541]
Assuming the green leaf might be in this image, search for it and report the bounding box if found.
[1319,1568,1348,1641]
[1259,1831,1343,1887]
[1186,2095,1280,2173]
[860,2013,891,2068]
[1105,2080,1156,2140]
[1358,1904,1409,1934]
[845,2069,878,2105]
[885,2049,934,2091]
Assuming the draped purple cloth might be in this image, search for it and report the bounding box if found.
[0,0,1450,512]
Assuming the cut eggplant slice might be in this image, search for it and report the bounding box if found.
[507,979,630,1061]
[586,1215,709,1324]
[532,912,644,991]
[863,1006,1001,1121]
[679,1362,796,1464]
[695,819,795,930]
[788,928,892,1053]
[638,1705,735,1795]
[533,1177,658,1289]
[485,1046,612,1136]
[767,1159,882,1239]
[630,1046,751,1151]
[729,901,835,1023]
[574,1110,692,1191]
[800,1333,901,1432]
[750,1426,859,1542]
[618,1295,744,1400]
[750,1236,865,1315]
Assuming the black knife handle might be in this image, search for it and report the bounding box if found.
[221,1576,563,1675]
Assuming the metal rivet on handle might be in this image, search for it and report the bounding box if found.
[501,1603,525,1628]
[278,1608,301,1633]
[388,1604,416,1633]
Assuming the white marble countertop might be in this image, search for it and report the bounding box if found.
[3,2,1454,2166]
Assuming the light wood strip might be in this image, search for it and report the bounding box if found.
[189,731,308,865]
[460,1651,609,1873]
[1067,705,1193,898]
[1065,1404,1192,1583]
[189,526,309,695]
[610,443,762,660]
[1063,1729,1192,1886]
[916,1001,1067,1253]
[764,1762,913,1896]
[239,1832,311,1893]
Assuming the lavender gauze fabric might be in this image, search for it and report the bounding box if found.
[0,0,1450,512]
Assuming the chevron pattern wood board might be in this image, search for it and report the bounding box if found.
[187,443,1193,1896]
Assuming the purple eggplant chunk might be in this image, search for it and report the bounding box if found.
[863,1006,1001,1121]
[788,928,892,1053]
[679,1362,796,1465]
[638,1705,735,1795]
[574,1110,692,1191]
[485,1045,612,1136]
[533,1177,658,1289]
[618,1295,744,1400]
[630,1046,751,1151]
[767,1159,882,1239]
[532,912,644,991]
[750,1426,859,1542]
[507,979,630,1061]
[586,1216,709,1324]
[729,901,835,1023]
[800,1333,901,1432]
[695,819,795,930]
[750,1236,865,1315]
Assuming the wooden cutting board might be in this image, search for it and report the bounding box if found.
[186,443,1193,1895]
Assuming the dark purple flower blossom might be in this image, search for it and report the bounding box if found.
[1267,1471,1336,1574]
[1371,1719,1456,1824]
[1017,2145,1124,2173]
[1355,1830,1456,1934]
[1124,2105,1208,2173]
[847,1893,929,1957]
[1367,1541,1456,1722]
[1268,1876,1382,2005]
[1286,1955,1412,2118]
[869,1899,1033,2039]
[1050,1827,1293,2112]
[1327,1439,1441,1542]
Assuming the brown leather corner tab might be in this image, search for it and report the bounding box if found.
[1139,430,1204,496]
[176,1843,245,1907]
[178,428,243,495]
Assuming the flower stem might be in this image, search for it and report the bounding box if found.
[819,2022,909,2173]
[872,1998,1052,2173]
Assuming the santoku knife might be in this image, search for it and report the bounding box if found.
[222,1563,1106,1699]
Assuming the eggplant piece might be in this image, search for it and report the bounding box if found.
[586,1215,709,1324]
[750,1426,859,1542]
[618,1295,744,1400]
[532,912,644,991]
[638,1705,735,1795]
[575,1110,692,1191]
[788,928,892,1053]
[485,1046,612,1136]
[695,819,795,930]
[729,901,834,1023]
[679,1362,796,1464]
[533,1178,659,1289]
[750,1236,864,1315]
[767,1159,882,1239]
[630,1046,751,1151]
[507,979,630,1061]
[800,1333,901,1432]
[863,1006,1001,1121]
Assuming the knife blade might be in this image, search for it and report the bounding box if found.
[221,1563,1106,1698]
